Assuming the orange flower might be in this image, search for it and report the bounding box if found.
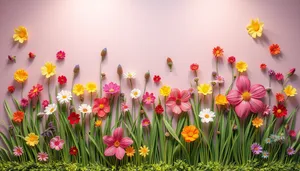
[276,93,285,102]
[260,63,267,70]
[12,111,24,123]
[213,46,224,57]
[269,44,280,55]
[181,125,199,142]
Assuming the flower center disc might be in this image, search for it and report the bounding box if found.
[277,109,282,113]
[176,99,181,105]
[242,92,251,101]
[99,104,104,109]
[204,114,210,118]
[114,141,120,147]
[188,132,193,137]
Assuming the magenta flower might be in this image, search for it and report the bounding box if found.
[56,51,65,60]
[50,136,65,151]
[142,118,150,127]
[251,143,262,155]
[37,152,48,161]
[20,98,29,108]
[287,147,296,155]
[13,146,23,156]
[275,73,284,81]
[103,127,133,160]
[42,100,49,108]
[262,104,271,116]
[103,82,120,95]
[142,92,156,105]
[166,88,191,115]
[227,76,266,118]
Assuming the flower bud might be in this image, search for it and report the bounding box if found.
[140,109,145,114]
[265,87,272,93]
[211,81,216,86]
[165,132,170,137]
[28,52,36,59]
[144,71,150,83]
[212,71,217,77]
[167,57,173,72]
[73,65,80,75]
[288,68,295,77]
[194,77,199,83]
[79,95,84,102]
[117,64,123,77]
[101,48,107,60]
[217,131,220,135]
[101,72,106,80]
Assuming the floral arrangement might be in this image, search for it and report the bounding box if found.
[1,19,299,168]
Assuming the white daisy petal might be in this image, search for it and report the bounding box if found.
[199,108,215,123]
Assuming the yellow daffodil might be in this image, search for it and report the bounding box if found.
[86,82,97,93]
[159,85,171,97]
[14,69,28,83]
[13,26,28,43]
[41,62,56,78]
[246,18,264,38]
[197,84,212,95]
[236,61,248,73]
[215,94,228,105]
[284,85,297,97]
[73,84,85,96]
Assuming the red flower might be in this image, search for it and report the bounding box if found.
[153,75,161,83]
[289,130,296,137]
[42,100,49,108]
[288,68,296,77]
[273,104,287,118]
[269,44,280,55]
[67,112,80,125]
[69,146,78,156]
[260,63,267,70]
[227,56,236,64]
[8,86,15,93]
[92,97,110,118]
[155,104,164,114]
[56,51,65,60]
[276,93,285,102]
[58,75,67,85]
[213,46,224,57]
[28,52,36,59]
[28,84,43,99]
[190,63,199,71]
[275,73,284,81]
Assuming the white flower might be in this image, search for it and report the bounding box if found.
[78,104,92,114]
[57,90,72,104]
[44,104,57,115]
[123,72,136,79]
[130,88,141,99]
[199,108,215,123]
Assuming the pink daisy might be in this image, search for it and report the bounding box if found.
[121,103,129,112]
[50,136,65,151]
[103,82,120,95]
[142,92,156,105]
[37,152,48,161]
[13,146,23,156]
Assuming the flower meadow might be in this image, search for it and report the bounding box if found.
[1,20,300,169]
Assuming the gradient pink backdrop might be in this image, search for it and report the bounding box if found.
[0,0,299,132]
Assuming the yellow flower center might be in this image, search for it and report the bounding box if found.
[204,114,210,118]
[277,109,282,113]
[253,23,260,31]
[62,95,67,99]
[242,91,251,101]
[114,141,120,147]
[109,88,115,92]
[188,132,194,137]
[33,88,38,93]
[83,108,87,113]
[50,108,54,113]
[133,91,138,96]
[99,104,104,109]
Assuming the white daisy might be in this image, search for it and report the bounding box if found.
[78,104,92,114]
[199,108,215,123]
[123,72,136,79]
[57,90,72,104]
[130,88,141,99]
[44,104,57,115]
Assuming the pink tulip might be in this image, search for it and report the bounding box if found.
[166,88,191,115]
[103,127,133,160]
[226,76,266,118]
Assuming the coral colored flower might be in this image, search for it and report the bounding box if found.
[13,26,28,43]
[37,152,48,161]
[139,145,150,157]
[213,46,224,57]
[275,73,284,81]
[215,94,228,105]
[199,108,215,123]
[92,97,110,117]
[44,104,57,115]
[287,147,296,155]
[56,51,65,60]
[103,82,120,94]
[73,84,85,96]
[28,84,43,99]
[289,130,296,137]
[14,69,28,83]
[85,82,97,93]
[284,85,297,97]
[252,117,263,128]
[153,75,161,83]
[13,146,23,156]
[12,111,24,123]
[236,61,248,73]
[181,125,199,142]
[25,133,39,147]
[69,146,78,156]
[166,88,191,115]
[262,104,271,116]
[125,146,135,157]
[28,52,35,59]
[68,112,80,125]
[288,68,296,77]
[246,18,264,38]
[269,44,281,55]
[42,100,49,108]
[273,104,287,118]
[197,84,212,95]
[228,56,236,64]
[142,118,150,127]
[41,62,56,78]
[155,104,164,114]
[20,98,29,107]
[50,136,64,151]
[260,63,267,70]
[190,63,199,71]
[130,89,141,99]
[78,104,92,114]
[160,85,171,97]
[121,103,129,112]
[142,92,156,104]
[276,93,285,102]
[251,143,262,155]
[58,75,67,85]
[57,90,72,104]
[8,86,15,93]
[227,75,266,118]
[123,72,136,79]
[95,119,102,127]
[103,127,133,160]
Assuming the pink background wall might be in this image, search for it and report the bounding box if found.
[0,0,299,131]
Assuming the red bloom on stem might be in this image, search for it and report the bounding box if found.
[213,46,224,57]
[92,97,110,118]
[288,68,296,77]
[28,52,36,59]
[155,104,164,114]
[289,130,296,137]
[260,64,267,70]
[273,104,287,118]
[153,75,161,83]
[227,56,236,64]
[8,86,15,93]
[58,75,67,85]
[42,100,49,108]
[69,146,78,156]
[276,93,285,102]
[56,51,65,60]
[28,84,43,99]
[67,112,80,125]
[190,63,199,71]
[275,73,284,81]
[269,44,281,55]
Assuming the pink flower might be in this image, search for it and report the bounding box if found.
[37,152,48,161]
[215,75,225,84]
[166,88,191,115]
[121,103,129,112]
[142,92,156,105]
[20,98,29,108]
[262,104,271,116]
[289,130,297,137]
[56,51,65,60]
[226,76,266,118]
[103,127,133,160]
[142,118,150,127]
[92,97,110,117]
[42,100,49,108]
[50,136,65,151]
[103,82,120,95]
[13,146,23,156]
[275,73,284,81]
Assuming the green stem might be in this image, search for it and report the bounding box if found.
[21,83,24,98]
[216,59,219,74]
[99,61,102,98]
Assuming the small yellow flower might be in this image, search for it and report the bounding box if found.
[41,62,56,78]
[197,84,212,95]
[236,61,248,73]
[139,145,149,158]
[284,85,297,97]
[215,94,228,105]
[125,146,135,157]
[159,85,171,97]
[252,117,263,128]
[14,69,28,83]
[85,82,97,93]
[13,26,28,43]
[246,18,264,38]
[25,133,39,147]
[95,120,102,127]
[73,84,85,96]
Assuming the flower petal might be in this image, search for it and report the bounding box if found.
[170,88,180,98]
[115,147,125,160]
[166,97,176,107]
[104,146,116,156]
[103,136,114,146]
[120,137,133,148]
[235,101,251,118]
[180,90,190,102]
[236,76,251,92]
[172,105,182,115]
[113,127,123,141]
[250,84,266,99]
[226,90,242,106]
[180,102,191,112]
[249,98,265,113]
